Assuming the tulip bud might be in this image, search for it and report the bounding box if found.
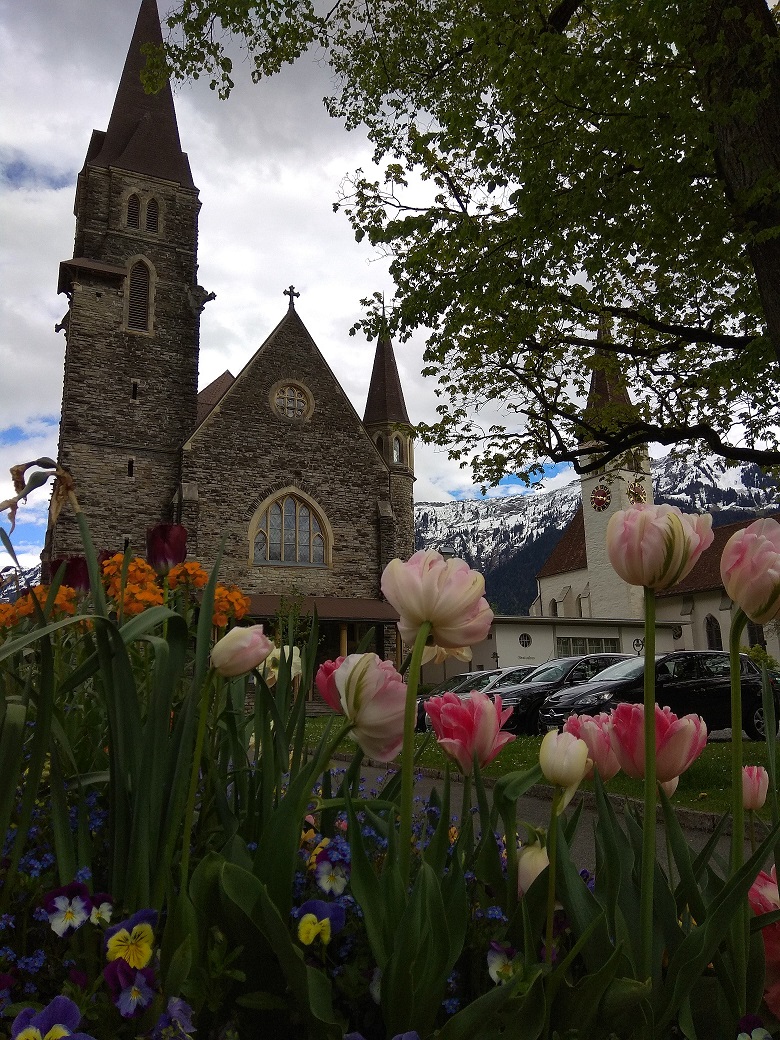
[50,555,90,593]
[381,550,493,648]
[333,653,407,762]
[211,625,274,677]
[563,713,620,781]
[539,730,591,811]
[743,765,769,811]
[146,524,188,576]
[315,657,346,713]
[425,690,515,774]
[517,840,549,897]
[721,518,780,624]
[606,504,713,591]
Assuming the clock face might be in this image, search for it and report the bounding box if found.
[628,480,647,504]
[590,484,611,512]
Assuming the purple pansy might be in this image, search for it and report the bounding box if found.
[11,994,96,1039]
[150,996,196,1038]
[104,957,156,1018]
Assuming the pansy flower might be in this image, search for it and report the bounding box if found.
[486,941,520,984]
[315,857,349,896]
[150,997,195,1039]
[104,909,157,969]
[297,899,346,946]
[104,958,156,1018]
[41,882,91,938]
[11,994,96,1039]
[89,893,113,926]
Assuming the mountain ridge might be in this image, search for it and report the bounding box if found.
[414,455,780,615]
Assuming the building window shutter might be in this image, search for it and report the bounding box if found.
[146,198,159,233]
[127,262,150,331]
[127,194,140,228]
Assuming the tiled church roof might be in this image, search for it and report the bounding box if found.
[363,330,410,426]
[537,504,587,577]
[196,370,235,427]
[88,0,195,188]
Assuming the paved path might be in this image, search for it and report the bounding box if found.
[331,755,771,873]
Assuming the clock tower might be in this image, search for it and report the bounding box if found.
[579,350,652,620]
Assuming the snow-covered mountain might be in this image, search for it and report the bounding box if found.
[414,455,780,615]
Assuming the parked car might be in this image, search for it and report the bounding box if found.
[538,651,780,740]
[499,654,631,735]
[415,669,504,731]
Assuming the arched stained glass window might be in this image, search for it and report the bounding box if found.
[253,493,327,566]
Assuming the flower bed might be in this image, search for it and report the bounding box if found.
[1,464,779,1039]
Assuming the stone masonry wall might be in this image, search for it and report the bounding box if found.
[181,310,394,599]
[52,164,201,557]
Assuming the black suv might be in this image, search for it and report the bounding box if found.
[499,654,630,735]
[538,651,779,740]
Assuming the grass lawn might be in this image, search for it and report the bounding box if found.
[304,717,776,819]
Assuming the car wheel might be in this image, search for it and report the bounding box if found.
[744,702,767,741]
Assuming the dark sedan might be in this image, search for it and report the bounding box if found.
[499,653,630,735]
[415,668,503,731]
[538,651,779,740]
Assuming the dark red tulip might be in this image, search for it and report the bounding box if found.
[146,524,187,575]
[50,555,90,593]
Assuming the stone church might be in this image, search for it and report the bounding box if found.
[47,0,414,659]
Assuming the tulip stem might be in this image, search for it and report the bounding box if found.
[729,607,748,1014]
[545,790,561,966]
[399,621,432,891]
[181,666,216,889]
[639,586,656,984]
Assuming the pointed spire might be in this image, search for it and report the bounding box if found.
[363,318,410,427]
[584,318,633,414]
[89,0,194,187]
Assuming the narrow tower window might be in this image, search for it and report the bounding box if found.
[127,262,150,331]
[145,198,159,233]
[131,380,139,401]
[127,194,140,228]
[393,436,403,463]
[127,459,134,477]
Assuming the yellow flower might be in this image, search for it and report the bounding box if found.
[106,922,155,969]
[298,914,332,946]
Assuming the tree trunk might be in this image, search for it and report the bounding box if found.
[688,0,780,364]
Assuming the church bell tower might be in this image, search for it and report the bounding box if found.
[50,0,207,558]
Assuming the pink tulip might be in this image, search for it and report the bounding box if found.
[749,867,780,1018]
[314,657,346,713]
[211,625,274,677]
[606,504,713,591]
[517,840,549,897]
[609,703,707,783]
[425,690,515,773]
[563,713,620,781]
[146,523,188,575]
[332,654,407,762]
[660,776,679,797]
[743,764,769,810]
[381,550,494,648]
[720,518,780,624]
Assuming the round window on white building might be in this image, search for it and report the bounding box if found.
[518,633,532,647]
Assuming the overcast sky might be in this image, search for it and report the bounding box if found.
[0,0,576,571]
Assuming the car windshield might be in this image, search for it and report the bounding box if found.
[492,668,532,688]
[524,660,572,683]
[589,656,654,681]
[467,671,499,691]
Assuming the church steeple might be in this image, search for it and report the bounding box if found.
[363,318,411,428]
[87,0,194,188]
[50,0,203,562]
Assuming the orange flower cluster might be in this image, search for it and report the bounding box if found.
[212,585,251,629]
[15,584,78,619]
[0,603,18,629]
[101,554,164,617]
[168,561,208,590]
